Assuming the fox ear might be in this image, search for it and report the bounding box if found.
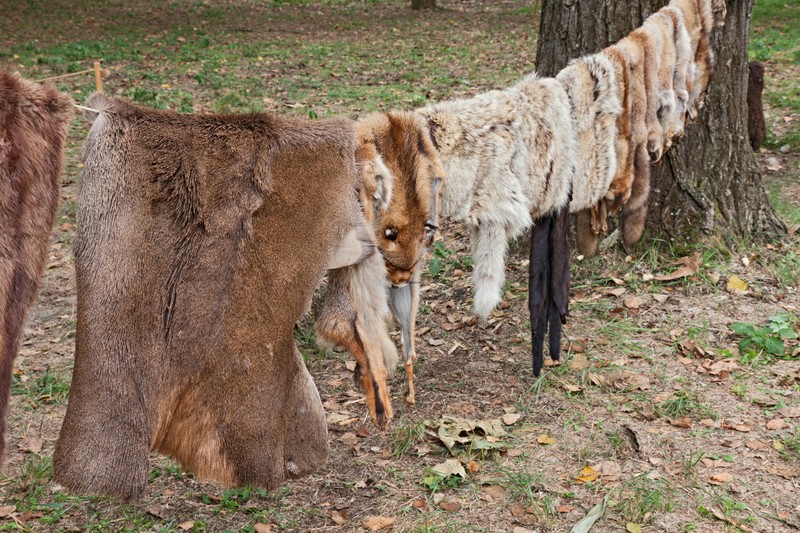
[371,154,394,212]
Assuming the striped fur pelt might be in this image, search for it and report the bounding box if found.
[0,72,72,463]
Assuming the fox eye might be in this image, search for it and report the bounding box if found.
[385,227,398,241]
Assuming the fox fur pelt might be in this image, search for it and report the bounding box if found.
[0,72,72,463]
[418,75,574,319]
[347,111,444,405]
[54,94,380,500]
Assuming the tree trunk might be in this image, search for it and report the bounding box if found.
[411,0,436,10]
[535,0,786,245]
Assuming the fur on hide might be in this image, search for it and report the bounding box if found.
[660,6,693,139]
[357,111,443,405]
[604,41,647,215]
[418,78,574,319]
[627,27,664,162]
[671,0,716,122]
[644,12,679,155]
[747,61,766,151]
[556,53,622,257]
[53,94,380,500]
[513,77,575,378]
[557,53,621,214]
[0,73,72,463]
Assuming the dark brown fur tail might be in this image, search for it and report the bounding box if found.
[548,203,570,363]
[0,72,72,462]
[529,216,551,377]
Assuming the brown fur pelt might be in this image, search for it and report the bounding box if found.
[0,72,72,463]
[747,61,766,151]
[627,27,664,162]
[54,94,375,500]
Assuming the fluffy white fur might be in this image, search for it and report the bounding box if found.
[417,76,574,317]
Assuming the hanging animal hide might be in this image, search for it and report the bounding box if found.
[660,6,693,139]
[418,76,574,320]
[672,0,716,122]
[0,72,72,463]
[419,76,574,377]
[54,94,378,500]
[348,111,444,405]
[556,53,622,258]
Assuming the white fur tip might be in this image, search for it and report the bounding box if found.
[472,288,501,318]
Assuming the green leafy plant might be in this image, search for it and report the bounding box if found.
[730,313,798,361]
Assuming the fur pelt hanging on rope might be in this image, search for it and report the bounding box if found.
[53,94,390,500]
[0,72,72,463]
[346,111,443,406]
[417,75,574,321]
[556,53,622,258]
[588,0,724,254]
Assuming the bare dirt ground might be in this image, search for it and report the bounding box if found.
[1,1,799,532]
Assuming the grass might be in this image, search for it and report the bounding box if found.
[656,390,718,420]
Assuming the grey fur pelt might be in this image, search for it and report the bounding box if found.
[418,75,575,317]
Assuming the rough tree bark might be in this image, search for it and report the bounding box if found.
[411,0,437,10]
[535,0,786,244]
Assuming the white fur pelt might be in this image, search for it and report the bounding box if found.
[417,76,574,317]
[556,53,622,214]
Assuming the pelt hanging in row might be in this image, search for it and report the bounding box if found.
[0,72,72,463]
[318,110,444,408]
[53,93,394,500]
[573,0,727,256]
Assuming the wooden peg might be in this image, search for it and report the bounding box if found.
[93,61,103,93]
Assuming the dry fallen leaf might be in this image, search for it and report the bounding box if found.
[624,295,644,309]
[482,485,504,501]
[575,465,599,483]
[655,253,700,281]
[362,516,397,531]
[626,523,642,533]
[502,413,522,425]
[178,522,195,531]
[0,505,16,518]
[440,499,462,512]
[594,460,622,481]
[339,433,358,446]
[726,275,748,294]
[653,293,669,303]
[568,354,588,370]
[778,406,800,418]
[254,524,274,533]
[709,472,733,485]
[18,437,43,454]
[331,510,347,526]
[767,419,787,430]
[537,434,556,445]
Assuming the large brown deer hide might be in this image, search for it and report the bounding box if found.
[54,94,366,500]
[0,72,72,462]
